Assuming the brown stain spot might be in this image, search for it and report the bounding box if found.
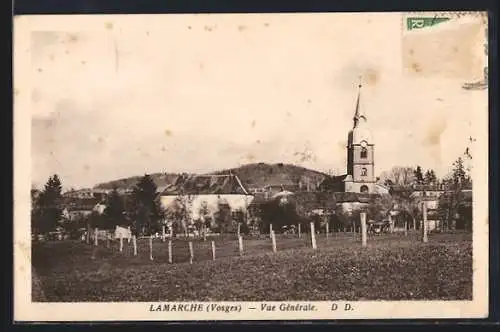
[453,46,459,53]
[409,48,414,55]
[238,25,247,32]
[37,68,43,73]
[264,23,269,27]
[199,62,204,70]
[161,146,167,152]
[81,60,86,65]
[251,120,256,128]
[83,164,90,172]
[188,26,192,30]
[411,62,422,73]
[67,33,79,43]
[146,31,149,36]
[49,54,55,61]
[164,129,172,136]
[423,117,447,146]
[364,68,379,86]
[65,50,69,55]
[245,153,255,162]
[307,99,311,104]
[286,112,291,117]
[105,22,114,30]
[97,136,105,144]
[14,88,20,96]
[256,140,261,144]
[204,25,214,32]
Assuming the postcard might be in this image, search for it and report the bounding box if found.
[14,11,489,321]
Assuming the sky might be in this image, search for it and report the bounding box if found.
[26,13,487,189]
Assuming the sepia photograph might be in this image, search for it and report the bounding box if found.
[14,11,489,321]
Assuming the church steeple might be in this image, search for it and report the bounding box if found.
[345,79,375,194]
[353,79,367,128]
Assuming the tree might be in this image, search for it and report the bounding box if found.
[424,169,437,185]
[197,200,211,235]
[452,157,467,186]
[167,193,194,236]
[32,174,64,236]
[379,166,415,186]
[414,166,424,185]
[102,188,126,231]
[390,187,420,231]
[214,201,232,236]
[439,156,472,230]
[129,174,164,236]
[367,194,393,221]
[260,198,302,234]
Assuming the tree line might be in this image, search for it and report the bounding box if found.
[32,152,473,239]
[31,174,251,239]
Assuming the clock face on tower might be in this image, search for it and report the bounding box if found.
[360,141,367,148]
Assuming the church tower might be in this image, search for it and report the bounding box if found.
[344,83,375,193]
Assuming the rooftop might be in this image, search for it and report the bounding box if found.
[160,174,251,196]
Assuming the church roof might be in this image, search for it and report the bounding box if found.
[160,174,251,196]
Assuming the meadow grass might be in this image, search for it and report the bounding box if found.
[32,232,472,302]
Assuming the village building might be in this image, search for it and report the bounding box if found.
[61,196,106,221]
[159,173,254,226]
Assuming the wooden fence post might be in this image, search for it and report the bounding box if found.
[326,221,329,239]
[162,225,166,242]
[94,228,99,246]
[168,240,173,263]
[360,212,367,248]
[310,222,317,250]
[149,235,154,260]
[211,240,216,261]
[271,231,277,253]
[189,241,194,264]
[119,237,123,252]
[132,235,137,256]
[422,202,429,243]
[298,223,301,238]
[404,221,408,236]
[238,235,244,256]
[237,223,241,237]
[269,224,273,239]
[86,223,91,244]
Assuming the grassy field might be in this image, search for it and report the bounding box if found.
[32,232,472,302]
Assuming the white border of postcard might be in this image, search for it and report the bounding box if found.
[13,13,489,321]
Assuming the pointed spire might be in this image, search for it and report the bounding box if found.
[353,77,366,128]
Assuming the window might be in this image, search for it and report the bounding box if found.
[361,167,367,176]
[360,185,369,193]
[360,147,367,159]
